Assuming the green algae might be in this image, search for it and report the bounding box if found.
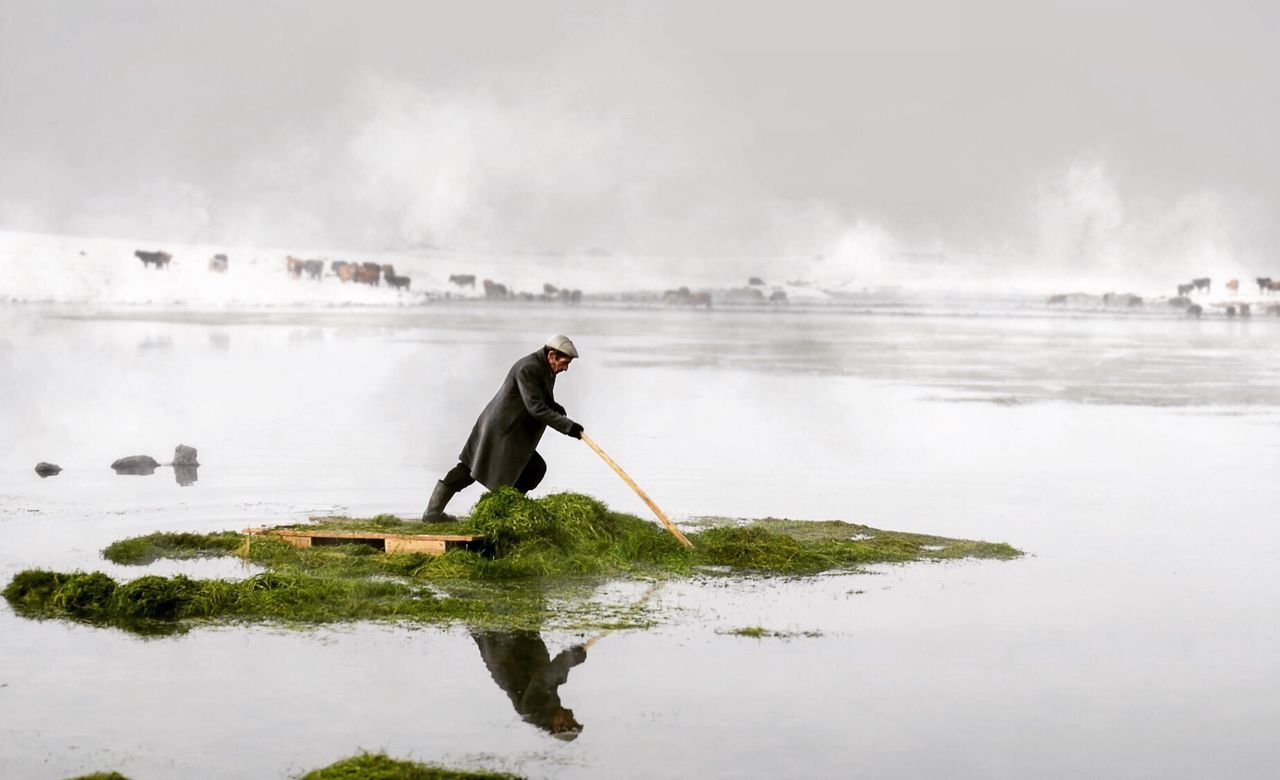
[103,531,245,565]
[8,490,1021,634]
[67,773,130,780]
[724,626,824,639]
[300,752,522,780]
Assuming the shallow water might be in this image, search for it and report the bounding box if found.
[2,300,1279,778]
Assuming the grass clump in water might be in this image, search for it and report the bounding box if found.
[103,531,245,565]
[6,490,1021,633]
[3,568,483,634]
[300,752,522,780]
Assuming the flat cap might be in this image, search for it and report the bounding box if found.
[545,334,579,358]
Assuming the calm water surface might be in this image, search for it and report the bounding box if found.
[1,299,1278,778]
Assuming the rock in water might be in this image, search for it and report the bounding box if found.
[173,444,199,466]
[111,455,160,475]
[35,462,62,477]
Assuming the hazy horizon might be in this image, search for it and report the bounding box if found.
[3,1,1277,283]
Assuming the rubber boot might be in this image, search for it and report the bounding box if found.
[422,480,458,523]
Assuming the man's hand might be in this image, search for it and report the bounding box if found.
[568,422,584,439]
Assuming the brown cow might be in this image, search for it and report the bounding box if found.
[354,265,380,285]
[286,256,304,279]
[1226,278,1239,293]
[208,254,228,273]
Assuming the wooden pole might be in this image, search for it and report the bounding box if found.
[580,433,693,548]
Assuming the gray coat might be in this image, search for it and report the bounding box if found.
[460,349,577,489]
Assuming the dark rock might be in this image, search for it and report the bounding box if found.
[172,444,199,467]
[35,462,62,478]
[112,455,159,475]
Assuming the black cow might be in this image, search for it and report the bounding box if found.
[1186,304,1203,318]
[1257,277,1272,295]
[135,250,171,269]
[1177,283,1194,297]
[450,274,477,289]
[1192,277,1211,293]
[303,260,324,280]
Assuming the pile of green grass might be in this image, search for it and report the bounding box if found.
[7,490,1020,633]
[300,752,522,780]
[3,568,482,634]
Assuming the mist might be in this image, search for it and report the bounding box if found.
[3,1,1278,287]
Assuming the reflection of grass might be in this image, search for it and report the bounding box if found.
[68,773,129,780]
[300,752,522,779]
[6,490,1022,635]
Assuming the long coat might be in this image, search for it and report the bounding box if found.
[460,349,576,489]
[471,629,586,732]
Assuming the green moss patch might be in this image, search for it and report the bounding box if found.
[300,752,522,780]
[8,490,1020,634]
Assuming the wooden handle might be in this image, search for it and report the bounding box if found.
[580,433,693,548]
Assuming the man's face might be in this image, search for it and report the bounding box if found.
[549,351,574,374]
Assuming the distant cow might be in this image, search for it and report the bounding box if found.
[748,277,765,286]
[1269,280,1280,294]
[286,256,304,279]
[482,278,509,299]
[543,283,559,296]
[354,264,380,286]
[303,260,324,280]
[1226,306,1237,318]
[1268,304,1280,317]
[135,250,171,269]
[1240,303,1251,318]
[769,289,788,303]
[1257,277,1272,295]
[1186,304,1203,318]
[1192,277,1211,293]
[449,274,476,289]
[1176,283,1194,297]
[335,262,356,283]
[1047,294,1067,305]
[1225,278,1239,293]
[208,253,228,273]
[380,265,410,289]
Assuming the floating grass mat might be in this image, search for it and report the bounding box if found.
[300,752,523,780]
[7,490,1020,634]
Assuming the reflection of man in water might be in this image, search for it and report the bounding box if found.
[471,629,587,740]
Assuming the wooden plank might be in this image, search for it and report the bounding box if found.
[241,527,480,557]
[385,537,447,555]
[243,528,478,543]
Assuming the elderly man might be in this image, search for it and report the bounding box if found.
[422,335,584,522]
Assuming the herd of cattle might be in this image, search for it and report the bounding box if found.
[285,257,412,289]
[131,249,589,302]
[1049,274,1280,318]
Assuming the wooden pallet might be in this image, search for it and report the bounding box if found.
[242,528,482,555]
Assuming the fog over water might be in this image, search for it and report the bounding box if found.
[4,2,1280,288]
[3,3,1280,779]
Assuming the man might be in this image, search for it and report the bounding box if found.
[422,335,584,522]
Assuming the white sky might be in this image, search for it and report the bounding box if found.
[2,0,1277,276]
